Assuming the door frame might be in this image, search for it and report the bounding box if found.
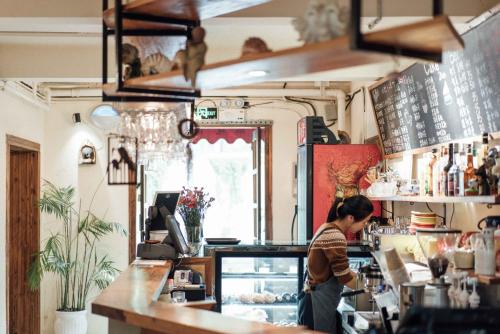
[6,134,41,333]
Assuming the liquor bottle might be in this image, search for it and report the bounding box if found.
[443,143,454,196]
[472,146,478,169]
[464,144,476,196]
[458,144,466,196]
[448,143,460,197]
[481,132,489,164]
[438,146,448,196]
[427,148,438,196]
[433,147,444,197]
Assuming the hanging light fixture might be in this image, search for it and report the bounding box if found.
[117,105,188,164]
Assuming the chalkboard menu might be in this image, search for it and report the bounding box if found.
[369,11,500,156]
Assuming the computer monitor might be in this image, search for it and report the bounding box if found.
[153,191,180,215]
[159,206,190,255]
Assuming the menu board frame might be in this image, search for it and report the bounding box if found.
[369,6,500,159]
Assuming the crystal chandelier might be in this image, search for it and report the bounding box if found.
[117,108,187,164]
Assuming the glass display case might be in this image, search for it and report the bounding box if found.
[213,242,373,327]
[215,248,305,327]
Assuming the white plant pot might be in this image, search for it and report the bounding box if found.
[54,310,87,334]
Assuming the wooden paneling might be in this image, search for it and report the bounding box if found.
[263,126,273,240]
[6,135,40,334]
[92,263,316,334]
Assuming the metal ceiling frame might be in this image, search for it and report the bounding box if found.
[350,0,444,62]
[102,0,200,103]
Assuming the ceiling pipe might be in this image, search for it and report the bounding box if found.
[0,81,50,111]
[202,88,348,131]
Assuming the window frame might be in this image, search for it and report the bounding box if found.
[128,123,273,262]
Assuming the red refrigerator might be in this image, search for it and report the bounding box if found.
[297,118,381,242]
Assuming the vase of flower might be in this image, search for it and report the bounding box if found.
[185,223,203,255]
[177,187,214,256]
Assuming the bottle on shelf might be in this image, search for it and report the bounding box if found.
[427,149,438,196]
[480,132,489,164]
[433,147,443,197]
[472,145,479,169]
[443,143,454,196]
[458,144,466,196]
[448,143,460,197]
[464,144,478,196]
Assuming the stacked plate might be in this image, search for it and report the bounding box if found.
[409,211,437,234]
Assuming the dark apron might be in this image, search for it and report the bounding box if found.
[311,276,343,333]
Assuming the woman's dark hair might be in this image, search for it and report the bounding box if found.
[327,195,373,222]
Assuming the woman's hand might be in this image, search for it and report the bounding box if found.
[345,271,358,290]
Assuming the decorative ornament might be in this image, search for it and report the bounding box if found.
[292,0,349,44]
[172,26,207,87]
[122,43,142,80]
[141,52,174,76]
[79,142,96,165]
[241,37,272,56]
[107,134,138,185]
[337,130,351,144]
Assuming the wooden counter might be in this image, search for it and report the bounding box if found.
[92,262,318,334]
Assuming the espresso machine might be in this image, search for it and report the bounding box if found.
[416,228,462,307]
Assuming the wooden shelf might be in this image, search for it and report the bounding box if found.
[364,16,463,54]
[116,16,463,91]
[368,195,499,204]
[103,0,272,29]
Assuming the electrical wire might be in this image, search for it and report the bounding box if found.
[381,204,393,215]
[425,203,445,220]
[449,203,455,228]
[284,96,318,116]
[345,89,362,110]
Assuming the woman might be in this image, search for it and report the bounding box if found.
[307,195,374,333]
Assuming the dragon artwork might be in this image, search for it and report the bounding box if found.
[327,153,377,199]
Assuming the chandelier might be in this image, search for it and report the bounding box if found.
[117,108,187,164]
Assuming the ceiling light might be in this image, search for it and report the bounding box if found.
[247,70,268,77]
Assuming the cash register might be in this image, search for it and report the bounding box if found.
[137,191,190,260]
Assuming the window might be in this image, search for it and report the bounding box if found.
[135,126,272,246]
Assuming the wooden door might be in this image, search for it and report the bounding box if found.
[7,135,40,334]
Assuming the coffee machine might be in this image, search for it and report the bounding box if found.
[416,228,462,307]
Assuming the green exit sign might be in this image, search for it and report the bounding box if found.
[195,107,218,120]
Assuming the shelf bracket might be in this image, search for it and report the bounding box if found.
[350,0,444,62]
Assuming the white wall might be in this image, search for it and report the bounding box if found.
[349,81,500,231]
[0,90,129,334]
[42,101,129,334]
[0,90,45,334]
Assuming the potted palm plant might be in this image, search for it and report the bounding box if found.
[28,181,127,334]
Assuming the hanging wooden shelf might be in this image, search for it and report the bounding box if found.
[108,16,463,92]
[103,0,272,29]
[367,195,499,204]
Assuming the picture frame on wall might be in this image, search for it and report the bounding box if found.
[79,143,96,165]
